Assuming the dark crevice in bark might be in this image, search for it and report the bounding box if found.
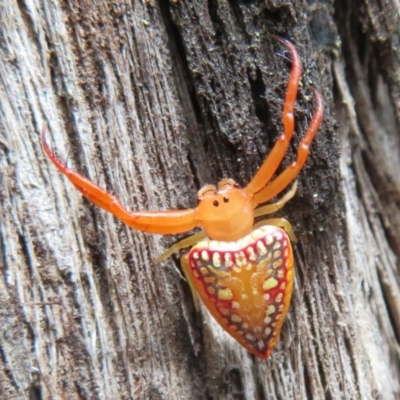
[207,0,224,48]
[159,1,205,127]
[247,67,271,128]
[254,368,265,400]
[0,333,19,393]
[28,382,43,400]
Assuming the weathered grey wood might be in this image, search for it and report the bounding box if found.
[0,0,399,399]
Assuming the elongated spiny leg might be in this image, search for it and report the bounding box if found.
[252,218,297,242]
[253,89,323,205]
[247,38,301,195]
[253,181,297,217]
[154,231,208,263]
[42,126,198,235]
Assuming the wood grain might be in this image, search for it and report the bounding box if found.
[0,1,399,399]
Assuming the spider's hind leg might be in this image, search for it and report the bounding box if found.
[253,218,298,243]
[155,233,208,310]
[253,181,297,217]
[154,231,208,263]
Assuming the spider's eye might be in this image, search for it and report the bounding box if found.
[213,200,219,207]
[223,196,229,203]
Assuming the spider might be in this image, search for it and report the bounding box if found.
[42,38,323,359]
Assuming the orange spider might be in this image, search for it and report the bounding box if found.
[42,38,323,359]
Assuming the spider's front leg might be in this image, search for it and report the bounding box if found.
[253,89,323,204]
[247,38,301,195]
[42,126,198,235]
[245,38,324,206]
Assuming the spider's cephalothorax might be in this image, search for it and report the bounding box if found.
[42,38,323,359]
[196,179,255,241]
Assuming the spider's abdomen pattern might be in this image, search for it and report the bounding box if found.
[188,226,294,358]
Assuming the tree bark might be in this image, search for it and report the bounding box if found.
[0,0,399,399]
